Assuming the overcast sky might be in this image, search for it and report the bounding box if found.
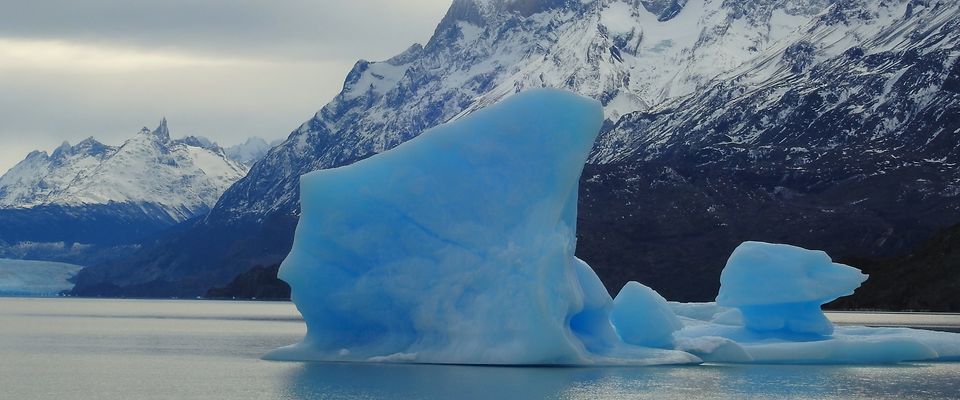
[0,0,451,173]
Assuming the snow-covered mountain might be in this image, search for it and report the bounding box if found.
[73,0,960,300]
[211,0,837,220]
[592,0,960,163]
[0,119,248,221]
[0,120,249,265]
[224,137,282,166]
[0,138,115,210]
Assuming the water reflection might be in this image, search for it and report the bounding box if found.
[280,361,960,400]
[282,363,592,399]
[3,298,958,400]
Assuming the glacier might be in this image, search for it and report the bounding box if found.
[0,258,84,297]
[268,89,960,365]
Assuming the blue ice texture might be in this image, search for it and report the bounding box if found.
[717,242,868,336]
[266,89,960,366]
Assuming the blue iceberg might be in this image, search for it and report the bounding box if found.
[674,242,960,364]
[267,89,695,365]
[717,242,868,337]
[268,89,960,365]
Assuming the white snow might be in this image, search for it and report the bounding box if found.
[456,21,483,43]
[224,137,276,166]
[600,2,637,35]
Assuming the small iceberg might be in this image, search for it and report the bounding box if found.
[673,242,958,364]
[266,89,960,365]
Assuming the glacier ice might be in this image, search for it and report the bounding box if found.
[610,281,682,349]
[269,89,960,366]
[673,242,960,364]
[0,258,84,297]
[717,242,869,337]
[267,89,696,365]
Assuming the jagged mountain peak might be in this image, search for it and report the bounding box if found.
[138,118,171,142]
[76,136,101,147]
[157,117,169,135]
[176,135,223,153]
[48,137,114,162]
[51,141,73,158]
[137,118,170,140]
[0,120,249,222]
[446,0,569,19]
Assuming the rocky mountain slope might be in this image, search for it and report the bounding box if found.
[0,120,248,265]
[73,0,960,304]
[829,222,960,311]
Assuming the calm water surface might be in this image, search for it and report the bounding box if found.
[1,298,958,400]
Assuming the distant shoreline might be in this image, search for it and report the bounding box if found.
[3,296,960,333]
[826,311,960,333]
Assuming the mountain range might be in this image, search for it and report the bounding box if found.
[0,120,273,265]
[47,0,960,305]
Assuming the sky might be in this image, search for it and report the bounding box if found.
[0,0,451,173]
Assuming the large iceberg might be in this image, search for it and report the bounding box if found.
[268,89,960,365]
[267,89,695,365]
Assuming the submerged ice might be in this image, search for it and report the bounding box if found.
[268,89,960,365]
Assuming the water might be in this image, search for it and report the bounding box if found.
[1,298,958,400]
[827,311,960,333]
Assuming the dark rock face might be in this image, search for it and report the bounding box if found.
[206,264,290,300]
[0,203,179,266]
[0,203,178,247]
[576,159,959,301]
[829,223,960,312]
[640,0,688,21]
[783,41,816,73]
[71,214,297,297]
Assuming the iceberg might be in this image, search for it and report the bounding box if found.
[610,281,682,349]
[673,242,960,364]
[717,242,868,337]
[267,89,696,365]
[268,89,960,365]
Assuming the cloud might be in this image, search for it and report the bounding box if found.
[0,0,450,61]
[0,0,451,173]
[0,38,248,72]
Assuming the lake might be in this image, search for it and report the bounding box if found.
[1,297,958,400]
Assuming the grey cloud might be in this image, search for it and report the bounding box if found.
[0,0,452,173]
[0,0,451,61]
